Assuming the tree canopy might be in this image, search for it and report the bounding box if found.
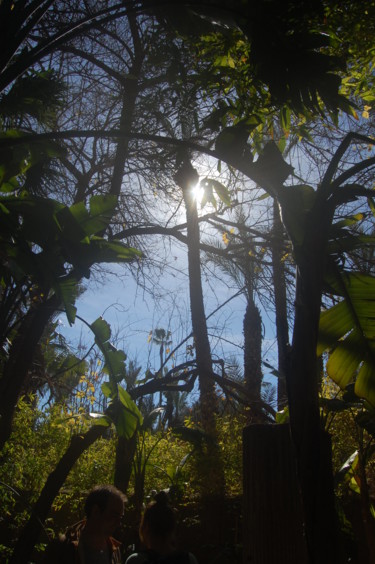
[1,1,375,563]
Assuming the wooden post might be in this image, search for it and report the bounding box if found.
[243,424,308,564]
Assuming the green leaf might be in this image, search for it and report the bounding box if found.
[355,362,375,406]
[280,106,291,132]
[0,70,65,122]
[101,381,116,399]
[102,348,127,382]
[90,317,112,343]
[86,238,143,263]
[368,196,375,218]
[200,181,216,209]
[60,195,118,240]
[214,55,235,68]
[318,272,375,405]
[57,203,89,242]
[277,136,287,153]
[1,195,64,245]
[317,301,353,356]
[53,275,78,325]
[108,396,141,440]
[118,385,143,426]
[78,194,118,235]
[335,451,358,485]
[349,476,361,495]
[89,413,112,427]
[91,317,127,382]
[333,213,364,229]
[275,407,289,424]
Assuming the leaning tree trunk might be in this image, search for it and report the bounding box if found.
[0,293,60,452]
[10,424,107,564]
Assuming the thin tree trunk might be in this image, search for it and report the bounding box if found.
[181,168,218,435]
[10,424,107,564]
[108,15,143,200]
[271,200,290,410]
[176,160,225,499]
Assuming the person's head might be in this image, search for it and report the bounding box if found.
[84,485,126,536]
[139,491,176,552]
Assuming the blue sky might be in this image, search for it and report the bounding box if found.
[58,254,279,398]
[57,170,282,394]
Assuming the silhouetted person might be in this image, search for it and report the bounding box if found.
[126,491,198,564]
[44,484,126,563]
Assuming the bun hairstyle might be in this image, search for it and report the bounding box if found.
[140,490,176,542]
[153,490,170,506]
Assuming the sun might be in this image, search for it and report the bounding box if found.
[191,181,204,203]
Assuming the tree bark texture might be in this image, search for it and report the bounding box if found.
[243,298,264,422]
[10,424,107,564]
[243,424,338,564]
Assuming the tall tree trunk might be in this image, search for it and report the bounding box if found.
[175,160,225,499]
[10,424,107,564]
[0,293,60,451]
[287,200,339,564]
[271,200,290,410]
[243,297,264,422]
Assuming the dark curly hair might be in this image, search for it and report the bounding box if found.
[84,485,127,518]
